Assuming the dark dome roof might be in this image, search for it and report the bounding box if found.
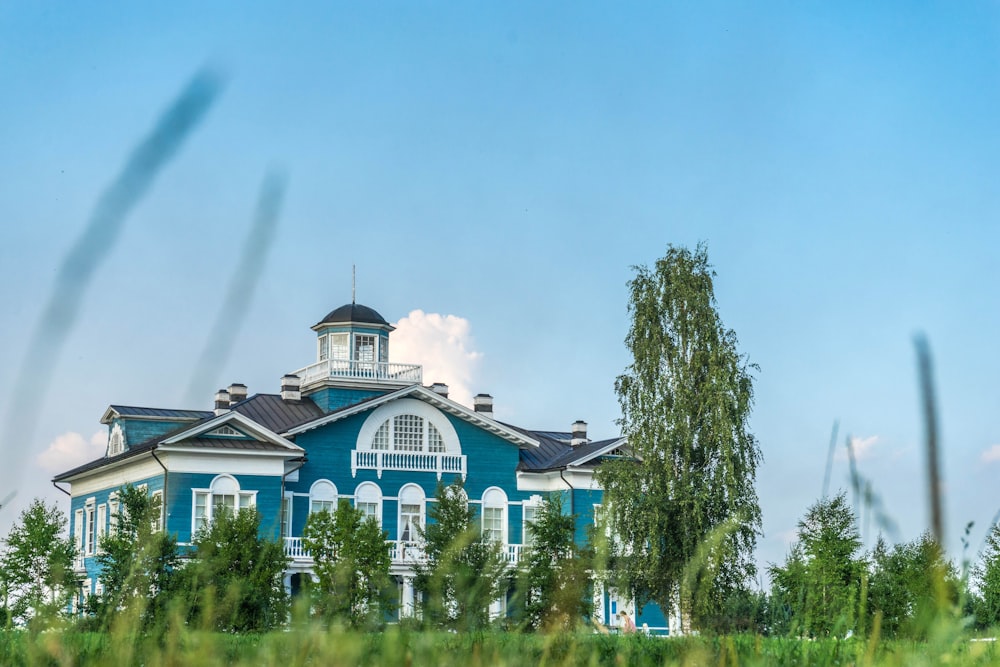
[315,303,390,327]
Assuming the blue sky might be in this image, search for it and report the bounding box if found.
[2,2,999,577]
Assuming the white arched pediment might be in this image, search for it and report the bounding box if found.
[356,398,461,454]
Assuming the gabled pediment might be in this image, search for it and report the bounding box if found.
[160,411,303,452]
[284,384,540,449]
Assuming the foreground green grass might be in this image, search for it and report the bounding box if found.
[2,628,1000,667]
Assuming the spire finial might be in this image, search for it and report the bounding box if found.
[352,264,356,304]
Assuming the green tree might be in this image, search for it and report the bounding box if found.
[302,499,392,627]
[974,522,1000,629]
[518,494,592,631]
[91,485,178,628]
[414,480,507,630]
[768,493,865,637]
[869,531,959,639]
[596,243,762,631]
[179,507,288,632]
[0,499,76,627]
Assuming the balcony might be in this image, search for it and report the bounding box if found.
[352,450,467,480]
[283,538,525,566]
[292,359,423,388]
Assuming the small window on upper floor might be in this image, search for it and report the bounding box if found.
[107,423,126,457]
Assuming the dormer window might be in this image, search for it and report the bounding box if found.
[107,423,126,457]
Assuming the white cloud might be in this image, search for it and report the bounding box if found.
[390,310,483,408]
[835,435,880,462]
[981,444,1000,463]
[36,430,106,473]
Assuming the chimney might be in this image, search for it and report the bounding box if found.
[228,383,248,405]
[473,393,494,419]
[280,374,301,402]
[571,420,588,447]
[430,382,449,399]
[214,389,231,416]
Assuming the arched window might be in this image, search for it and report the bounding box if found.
[356,399,460,456]
[481,487,507,543]
[355,482,382,525]
[398,484,425,543]
[310,480,338,514]
[193,475,256,534]
[107,423,126,457]
[369,415,448,452]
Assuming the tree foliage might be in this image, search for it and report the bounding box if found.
[91,485,178,628]
[0,499,76,627]
[768,493,865,637]
[869,531,959,639]
[302,499,392,627]
[414,480,507,630]
[517,494,592,631]
[975,522,1000,629]
[596,243,762,631]
[179,507,288,632]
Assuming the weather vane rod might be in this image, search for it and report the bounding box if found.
[352,264,356,304]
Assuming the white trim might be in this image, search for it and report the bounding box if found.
[516,468,600,492]
[355,481,382,525]
[191,475,258,535]
[284,384,540,449]
[356,398,461,454]
[161,411,302,452]
[397,483,426,542]
[562,438,628,468]
[481,486,508,544]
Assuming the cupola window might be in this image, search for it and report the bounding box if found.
[107,423,126,457]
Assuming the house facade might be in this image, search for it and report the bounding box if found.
[53,302,670,632]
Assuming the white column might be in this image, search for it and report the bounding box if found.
[401,576,415,618]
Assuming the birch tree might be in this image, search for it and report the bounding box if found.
[596,243,762,632]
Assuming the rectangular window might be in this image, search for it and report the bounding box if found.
[354,334,375,363]
[318,335,329,361]
[310,499,335,514]
[86,507,96,555]
[96,504,107,551]
[379,337,388,362]
[74,509,84,554]
[523,505,537,547]
[482,507,503,543]
[400,504,421,542]
[393,414,423,451]
[357,501,379,523]
[194,492,208,534]
[330,333,349,360]
[109,495,119,534]
[281,496,292,537]
[239,493,254,510]
[151,491,163,532]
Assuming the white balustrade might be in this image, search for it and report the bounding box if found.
[292,360,423,386]
[283,537,524,566]
[351,450,467,480]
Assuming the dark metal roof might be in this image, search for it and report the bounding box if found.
[108,406,213,420]
[231,394,325,433]
[180,438,292,451]
[507,423,624,472]
[315,303,390,327]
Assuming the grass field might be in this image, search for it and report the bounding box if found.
[2,627,1000,667]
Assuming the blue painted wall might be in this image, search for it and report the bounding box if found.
[167,472,284,543]
[306,387,388,413]
[118,418,192,448]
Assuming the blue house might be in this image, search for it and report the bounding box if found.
[53,301,670,633]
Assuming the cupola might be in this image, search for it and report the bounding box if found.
[311,302,395,366]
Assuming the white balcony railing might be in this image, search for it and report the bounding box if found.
[352,450,467,480]
[284,538,525,566]
[292,359,423,387]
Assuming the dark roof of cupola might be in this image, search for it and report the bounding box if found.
[315,303,390,328]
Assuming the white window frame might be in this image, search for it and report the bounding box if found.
[309,479,338,515]
[523,495,543,546]
[74,508,84,555]
[151,490,164,532]
[331,333,349,360]
[356,399,461,455]
[96,504,107,552]
[108,492,119,534]
[398,483,426,543]
[191,474,257,535]
[354,481,382,525]
[481,487,508,544]
[107,422,126,457]
[281,494,293,538]
[85,499,96,555]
